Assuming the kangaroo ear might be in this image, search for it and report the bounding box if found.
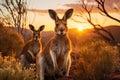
[48,9,59,21]
[29,24,35,31]
[38,25,45,31]
[63,9,73,20]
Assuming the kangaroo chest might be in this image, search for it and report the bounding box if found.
[29,42,40,54]
[52,38,70,56]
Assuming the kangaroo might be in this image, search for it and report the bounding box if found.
[20,24,45,68]
[37,9,73,80]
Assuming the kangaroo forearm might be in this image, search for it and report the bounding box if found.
[50,50,58,70]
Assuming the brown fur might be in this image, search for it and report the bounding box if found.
[19,24,45,68]
[37,9,73,80]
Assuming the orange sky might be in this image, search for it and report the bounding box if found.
[27,0,120,31]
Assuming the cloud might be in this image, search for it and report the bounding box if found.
[64,3,98,13]
[27,0,120,15]
[27,8,74,14]
[27,9,48,14]
[63,0,120,13]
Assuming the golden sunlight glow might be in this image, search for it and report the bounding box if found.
[78,25,84,31]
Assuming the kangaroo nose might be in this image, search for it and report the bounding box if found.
[60,29,64,32]
[34,34,39,40]
[35,35,38,38]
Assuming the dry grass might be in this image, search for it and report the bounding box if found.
[72,40,119,80]
[0,39,119,80]
[0,56,38,80]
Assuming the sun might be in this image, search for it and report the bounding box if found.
[78,26,84,31]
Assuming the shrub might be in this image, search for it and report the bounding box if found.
[0,56,38,80]
[0,27,24,57]
[73,40,119,80]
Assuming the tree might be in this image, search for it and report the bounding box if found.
[95,0,120,23]
[73,0,119,45]
[74,0,120,75]
[0,0,27,33]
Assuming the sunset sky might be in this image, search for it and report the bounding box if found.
[1,0,120,31]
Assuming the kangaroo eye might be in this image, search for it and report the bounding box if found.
[56,24,59,27]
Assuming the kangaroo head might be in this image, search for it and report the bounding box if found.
[48,9,73,35]
[29,24,45,41]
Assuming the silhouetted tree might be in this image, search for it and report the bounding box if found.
[0,0,27,33]
[95,0,120,23]
[73,0,118,45]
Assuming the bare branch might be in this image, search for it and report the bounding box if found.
[0,0,27,34]
[74,0,117,45]
[95,0,120,23]
[11,0,17,12]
